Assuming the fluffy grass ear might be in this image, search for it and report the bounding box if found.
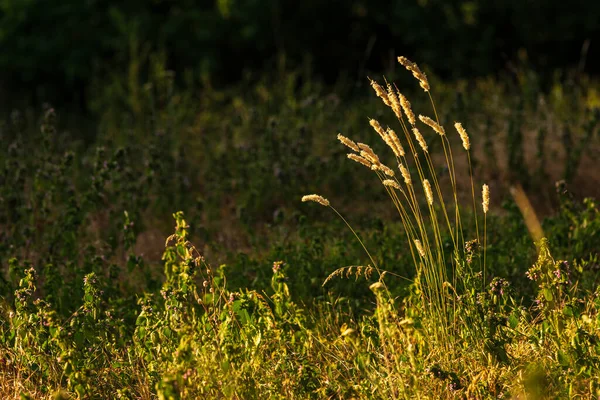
[482,184,490,214]
[412,127,429,153]
[423,179,434,205]
[337,133,359,152]
[397,56,430,92]
[454,122,471,151]
[301,194,330,207]
[419,114,445,136]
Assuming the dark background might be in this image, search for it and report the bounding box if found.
[1,0,599,111]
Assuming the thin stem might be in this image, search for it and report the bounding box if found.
[483,214,487,285]
[330,206,380,275]
[468,151,479,244]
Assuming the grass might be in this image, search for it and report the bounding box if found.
[302,58,600,397]
[1,58,600,398]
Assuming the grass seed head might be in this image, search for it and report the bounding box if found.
[383,179,401,190]
[347,153,372,168]
[397,56,430,92]
[380,164,395,177]
[423,179,434,205]
[302,194,330,207]
[414,239,426,258]
[357,143,380,164]
[386,83,399,107]
[386,84,403,119]
[383,133,397,157]
[386,128,405,157]
[412,127,428,153]
[360,150,379,165]
[337,133,360,152]
[369,79,390,107]
[324,265,373,286]
[397,56,416,70]
[399,163,412,185]
[398,92,416,126]
[418,78,430,92]
[369,119,387,140]
[419,115,445,136]
[482,184,490,213]
[454,122,470,151]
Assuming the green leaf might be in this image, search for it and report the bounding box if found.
[136,326,146,339]
[508,313,519,329]
[74,384,86,397]
[557,350,570,367]
[74,331,85,347]
[135,314,147,326]
[162,327,172,339]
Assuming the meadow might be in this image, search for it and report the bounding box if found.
[1,57,600,399]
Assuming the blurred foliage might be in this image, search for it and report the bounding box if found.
[1,0,599,108]
[1,65,599,309]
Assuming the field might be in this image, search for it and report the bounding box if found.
[2,58,600,399]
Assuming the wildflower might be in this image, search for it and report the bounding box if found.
[273,260,284,273]
[489,277,510,296]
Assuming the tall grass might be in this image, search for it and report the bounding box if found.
[300,57,600,398]
[304,56,493,361]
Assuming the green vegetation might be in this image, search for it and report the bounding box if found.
[1,57,600,399]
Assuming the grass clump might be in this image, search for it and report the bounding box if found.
[306,56,490,357]
[300,56,600,397]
